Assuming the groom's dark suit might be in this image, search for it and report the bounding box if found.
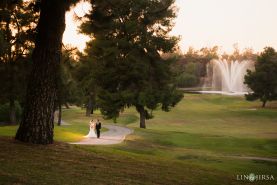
[95,122,101,138]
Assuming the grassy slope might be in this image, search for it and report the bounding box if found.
[1,136,255,185]
[0,94,277,185]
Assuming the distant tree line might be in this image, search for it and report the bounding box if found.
[172,46,257,88]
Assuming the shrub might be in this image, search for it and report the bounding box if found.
[176,73,198,88]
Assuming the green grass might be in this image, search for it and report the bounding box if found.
[136,94,277,139]
[1,137,254,185]
[111,94,277,176]
[0,94,277,184]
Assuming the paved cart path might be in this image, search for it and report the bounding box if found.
[70,125,133,145]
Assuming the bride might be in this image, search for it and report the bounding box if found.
[85,119,97,138]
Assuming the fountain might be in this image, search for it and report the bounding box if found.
[202,59,254,95]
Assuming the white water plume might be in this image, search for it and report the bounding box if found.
[204,59,254,94]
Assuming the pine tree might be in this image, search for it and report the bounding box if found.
[81,0,183,128]
[15,0,79,144]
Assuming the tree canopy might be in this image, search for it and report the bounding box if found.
[80,0,183,128]
[244,47,277,107]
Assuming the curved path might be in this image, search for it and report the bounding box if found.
[70,125,133,145]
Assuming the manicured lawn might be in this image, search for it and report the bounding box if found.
[0,94,276,184]
[111,94,277,176]
[0,137,253,185]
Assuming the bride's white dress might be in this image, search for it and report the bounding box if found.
[85,125,97,138]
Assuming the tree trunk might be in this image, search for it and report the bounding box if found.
[57,102,62,126]
[9,63,16,124]
[137,106,146,128]
[9,98,16,124]
[6,17,16,125]
[15,0,67,144]
[86,95,93,117]
[8,62,16,125]
[262,100,267,108]
[65,103,70,109]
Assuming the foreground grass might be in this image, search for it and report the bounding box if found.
[0,137,258,185]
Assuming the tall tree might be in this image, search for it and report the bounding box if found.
[81,0,183,128]
[15,0,78,144]
[244,47,277,107]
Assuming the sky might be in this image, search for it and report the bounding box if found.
[63,0,277,53]
[63,1,91,51]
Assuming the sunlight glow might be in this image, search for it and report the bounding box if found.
[63,1,91,51]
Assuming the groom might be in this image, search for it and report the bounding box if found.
[96,119,101,138]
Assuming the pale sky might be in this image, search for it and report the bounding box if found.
[63,1,91,51]
[63,0,277,53]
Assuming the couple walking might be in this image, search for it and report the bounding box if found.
[85,119,101,138]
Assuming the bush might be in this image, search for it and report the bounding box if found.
[0,102,22,123]
[176,73,198,88]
